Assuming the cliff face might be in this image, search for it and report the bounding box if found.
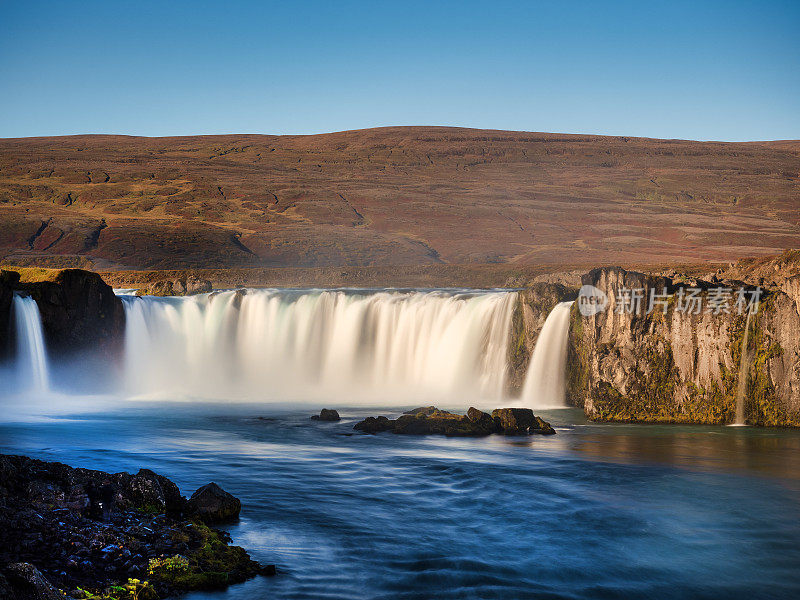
[1,269,125,362]
[566,267,800,426]
[506,283,577,395]
[0,270,20,360]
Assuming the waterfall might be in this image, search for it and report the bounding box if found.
[12,294,49,392]
[733,310,753,426]
[520,301,574,409]
[121,289,517,403]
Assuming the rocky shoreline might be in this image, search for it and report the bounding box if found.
[0,454,274,600]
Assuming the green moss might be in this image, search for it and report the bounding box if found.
[589,328,742,425]
[590,338,686,422]
[147,521,260,592]
[76,578,156,600]
[745,308,798,426]
[135,502,165,515]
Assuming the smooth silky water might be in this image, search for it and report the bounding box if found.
[2,289,800,599]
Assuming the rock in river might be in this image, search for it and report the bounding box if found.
[187,482,242,523]
[354,407,556,437]
[311,408,341,421]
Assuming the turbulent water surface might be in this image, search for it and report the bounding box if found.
[2,404,800,600]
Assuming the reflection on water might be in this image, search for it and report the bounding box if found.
[538,409,800,485]
[2,404,800,599]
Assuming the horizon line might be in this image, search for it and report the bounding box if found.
[1,125,798,145]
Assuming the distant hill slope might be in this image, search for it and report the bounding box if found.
[0,127,798,269]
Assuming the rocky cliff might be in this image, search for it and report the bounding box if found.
[565,267,800,426]
[0,268,126,367]
[0,270,20,361]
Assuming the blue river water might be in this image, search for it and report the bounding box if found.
[2,403,800,599]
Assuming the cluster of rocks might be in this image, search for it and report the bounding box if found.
[0,454,273,600]
[353,406,556,436]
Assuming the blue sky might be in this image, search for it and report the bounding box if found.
[1,0,798,140]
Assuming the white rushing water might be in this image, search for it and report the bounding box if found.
[733,309,754,426]
[520,301,574,409]
[12,294,49,392]
[121,289,517,403]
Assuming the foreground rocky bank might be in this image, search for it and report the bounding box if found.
[0,454,274,600]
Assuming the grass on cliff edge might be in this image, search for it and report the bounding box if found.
[0,265,62,283]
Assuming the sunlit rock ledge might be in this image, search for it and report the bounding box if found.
[564,267,800,426]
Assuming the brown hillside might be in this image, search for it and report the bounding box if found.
[0,127,798,270]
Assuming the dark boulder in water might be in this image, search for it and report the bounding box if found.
[467,407,497,431]
[187,482,242,523]
[532,415,557,435]
[353,415,394,434]
[490,408,557,435]
[311,408,341,421]
[403,406,463,419]
[353,407,555,437]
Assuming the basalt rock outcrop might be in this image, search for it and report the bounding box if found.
[11,269,126,358]
[0,454,273,600]
[135,275,213,297]
[187,483,242,524]
[566,267,800,426]
[506,282,577,394]
[0,269,20,361]
[354,406,556,436]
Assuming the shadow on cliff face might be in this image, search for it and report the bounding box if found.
[0,268,126,397]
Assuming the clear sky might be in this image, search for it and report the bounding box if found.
[1,0,798,141]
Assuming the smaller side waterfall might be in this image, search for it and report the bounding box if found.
[521,301,574,409]
[733,310,753,425]
[13,294,49,392]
